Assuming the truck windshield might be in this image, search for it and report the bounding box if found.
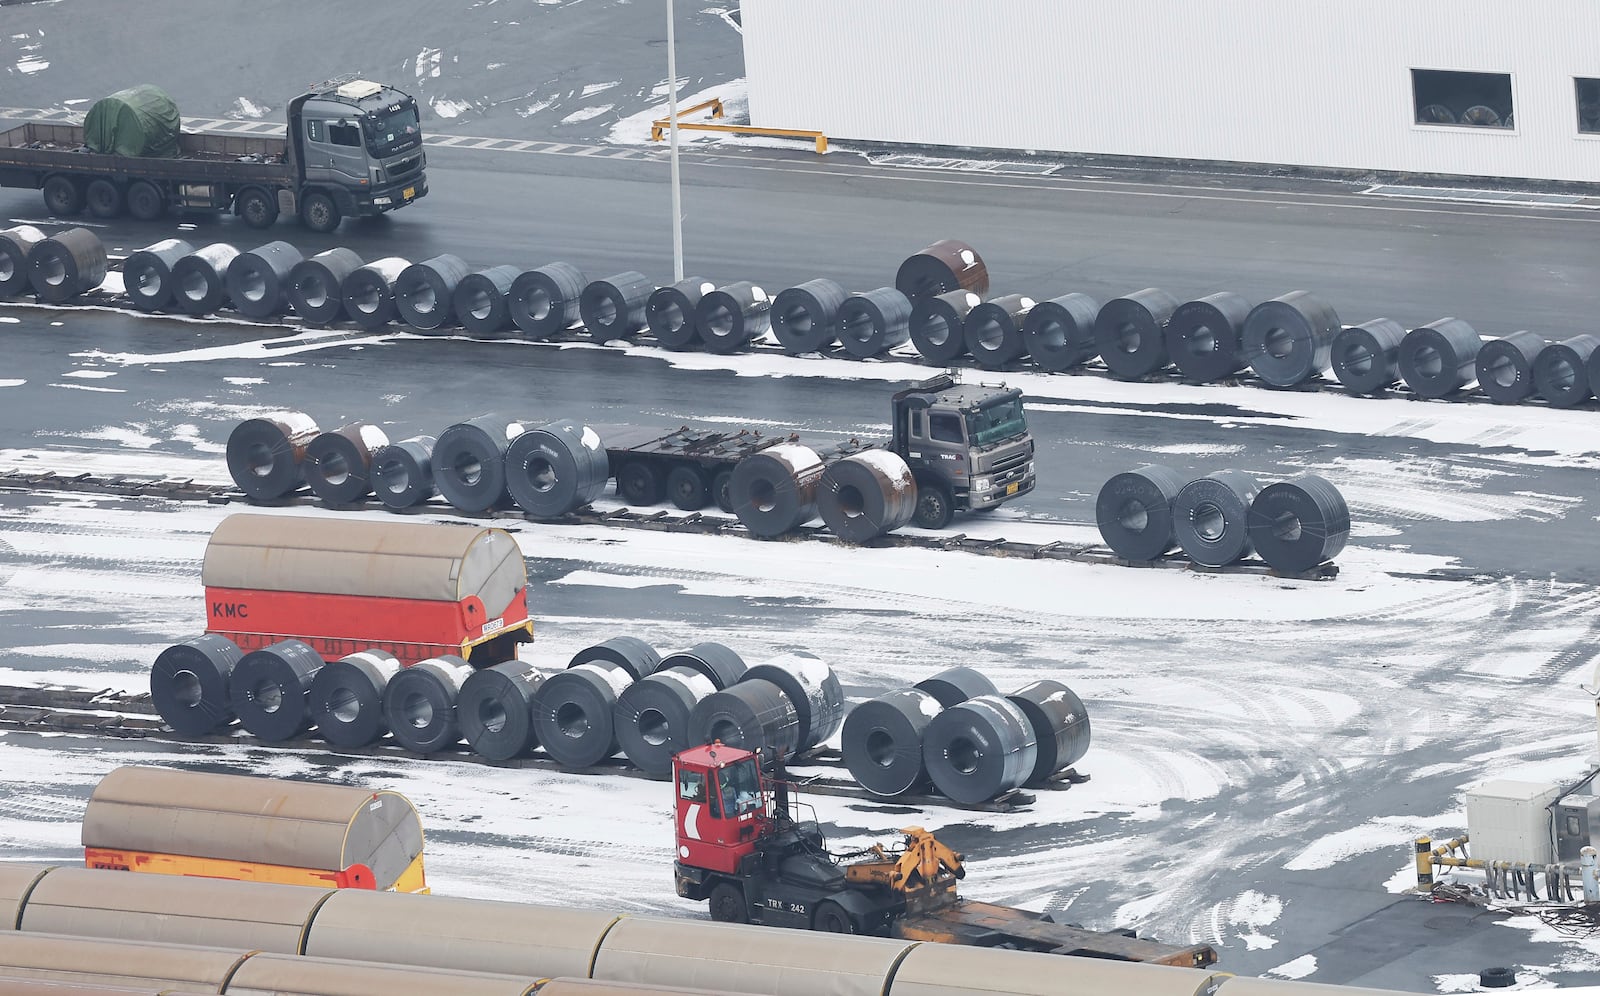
[366,103,421,157]
[717,759,763,817]
[966,398,1028,447]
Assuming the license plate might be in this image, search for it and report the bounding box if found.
[403,186,416,200]
[1005,482,1019,496]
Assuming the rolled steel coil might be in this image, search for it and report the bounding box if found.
[149,634,242,737]
[841,688,943,797]
[908,289,980,365]
[895,239,989,302]
[434,414,531,513]
[121,238,194,312]
[570,636,662,682]
[696,281,772,354]
[225,240,303,319]
[229,638,323,742]
[0,931,249,992]
[729,444,823,538]
[396,253,471,331]
[1331,318,1407,395]
[304,423,390,505]
[170,243,239,316]
[1095,464,1186,561]
[645,277,713,351]
[369,434,437,510]
[1475,330,1547,406]
[227,951,544,996]
[1247,474,1350,573]
[506,419,610,518]
[454,265,522,337]
[510,262,587,339]
[657,643,747,690]
[1172,470,1260,568]
[836,286,912,359]
[1165,292,1252,383]
[687,677,800,763]
[340,257,411,330]
[27,227,108,303]
[0,224,46,298]
[1399,318,1482,399]
[308,649,400,748]
[532,662,634,768]
[770,278,847,354]
[964,294,1035,369]
[1093,288,1179,380]
[383,655,473,753]
[1022,293,1100,373]
[1534,335,1600,409]
[614,666,718,777]
[1242,291,1341,387]
[1007,679,1091,785]
[459,659,548,761]
[580,271,653,339]
[286,247,363,325]
[743,653,845,752]
[225,411,320,500]
[913,666,999,710]
[815,450,916,544]
[923,693,1038,805]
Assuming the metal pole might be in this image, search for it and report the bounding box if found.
[667,0,684,282]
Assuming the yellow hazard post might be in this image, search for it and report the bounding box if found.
[1415,836,1434,888]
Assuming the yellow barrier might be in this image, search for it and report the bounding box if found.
[650,97,829,154]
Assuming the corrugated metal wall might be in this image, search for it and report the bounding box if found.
[742,0,1600,183]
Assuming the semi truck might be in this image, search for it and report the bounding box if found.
[0,76,427,232]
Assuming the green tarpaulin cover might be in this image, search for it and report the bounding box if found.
[83,85,181,158]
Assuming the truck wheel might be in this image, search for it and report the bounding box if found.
[237,188,280,229]
[712,470,735,514]
[912,482,954,530]
[813,902,856,934]
[709,882,747,924]
[85,178,124,219]
[126,181,166,222]
[42,176,84,217]
[666,465,709,511]
[617,462,665,506]
[299,191,340,233]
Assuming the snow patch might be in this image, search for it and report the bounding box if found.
[431,98,473,120]
[229,97,269,119]
[0,380,24,388]
[1266,954,1318,980]
[561,104,614,124]
[16,56,48,75]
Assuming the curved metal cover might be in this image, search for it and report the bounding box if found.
[305,890,619,979]
[224,952,539,996]
[889,943,1230,996]
[0,978,201,996]
[82,767,424,892]
[0,864,53,931]
[592,916,915,996]
[201,513,527,618]
[535,980,758,996]
[1216,980,1414,996]
[20,868,330,954]
[0,931,250,990]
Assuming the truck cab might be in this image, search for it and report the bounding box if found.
[285,77,428,232]
[890,374,1036,529]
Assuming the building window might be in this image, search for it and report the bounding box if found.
[1578,79,1600,134]
[1412,69,1514,129]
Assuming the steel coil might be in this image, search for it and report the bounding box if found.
[0,224,45,298]
[383,655,473,753]
[836,286,912,359]
[1242,291,1341,387]
[453,265,522,337]
[908,289,980,365]
[895,239,989,303]
[614,665,719,777]
[225,240,303,319]
[225,411,320,500]
[1534,335,1600,409]
[580,271,653,339]
[459,660,548,761]
[770,278,847,354]
[729,444,824,537]
[744,653,845,751]
[230,639,323,742]
[1093,288,1179,380]
[308,649,400,748]
[1095,464,1186,561]
[370,434,437,509]
[505,419,610,518]
[696,281,771,354]
[657,642,747,690]
[171,243,239,316]
[1331,318,1407,395]
[1173,470,1260,568]
[1399,318,1482,399]
[1247,474,1350,573]
[571,636,662,682]
[532,662,635,768]
[1588,340,1600,404]
[121,238,194,312]
[816,450,916,544]
[27,227,108,303]
[304,423,390,505]
[396,253,471,331]
[923,694,1038,804]
[687,677,800,762]
[1165,292,1252,383]
[1007,679,1091,785]
[286,247,363,326]
[434,414,530,513]
[914,666,999,709]
[964,294,1035,369]
[510,262,587,339]
[645,277,713,350]
[1022,293,1100,373]
[842,688,943,797]
[340,257,411,330]
[1475,330,1547,405]
[149,634,242,737]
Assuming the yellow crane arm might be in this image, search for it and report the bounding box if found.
[843,827,965,892]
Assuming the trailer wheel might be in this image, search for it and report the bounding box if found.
[42,175,83,217]
[237,187,280,229]
[299,191,340,233]
[617,461,665,506]
[912,480,954,530]
[125,181,166,222]
[813,902,856,934]
[709,882,748,924]
[667,464,710,511]
[85,178,124,219]
[712,470,735,514]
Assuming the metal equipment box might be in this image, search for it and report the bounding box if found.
[1465,779,1561,865]
[1555,794,1600,862]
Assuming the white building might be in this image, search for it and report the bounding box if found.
[741,0,1600,184]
